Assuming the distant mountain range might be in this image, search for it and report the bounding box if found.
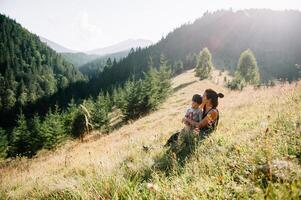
[61,50,129,68]
[39,37,153,56]
[85,39,153,55]
[39,36,76,53]
[40,37,153,67]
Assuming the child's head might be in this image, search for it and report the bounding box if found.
[192,94,202,109]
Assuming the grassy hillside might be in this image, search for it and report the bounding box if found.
[0,70,300,199]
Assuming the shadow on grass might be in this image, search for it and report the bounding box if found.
[152,130,210,176]
[119,130,210,185]
[173,81,197,93]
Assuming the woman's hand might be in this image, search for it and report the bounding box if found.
[182,117,190,125]
[185,118,200,128]
[184,118,193,124]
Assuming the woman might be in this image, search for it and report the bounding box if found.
[184,89,224,137]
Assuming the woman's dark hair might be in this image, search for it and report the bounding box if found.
[205,89,224,108]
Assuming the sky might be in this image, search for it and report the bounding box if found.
[0,0,300,52]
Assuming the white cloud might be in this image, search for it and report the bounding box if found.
[70,11,106,51]
[78,11,103,39]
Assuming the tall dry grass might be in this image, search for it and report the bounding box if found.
[0,69,300,199]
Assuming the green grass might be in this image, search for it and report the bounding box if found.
[1,81,300,200]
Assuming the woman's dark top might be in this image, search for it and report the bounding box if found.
[199,105,219,136]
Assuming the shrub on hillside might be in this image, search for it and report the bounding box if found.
[71,111,87,139]
[226,73,246,90]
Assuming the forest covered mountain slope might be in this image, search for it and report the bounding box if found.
[81,9,301,89]
[0,14,84,113]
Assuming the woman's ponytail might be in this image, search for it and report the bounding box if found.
[217,93,224,98]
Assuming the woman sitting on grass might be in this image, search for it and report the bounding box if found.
[164,89,224,165]
[184,88,224,138]
[165,89,223,149]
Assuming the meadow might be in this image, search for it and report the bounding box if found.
[0,69,300,199]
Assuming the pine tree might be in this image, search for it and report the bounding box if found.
[142,67,160,110]
[157,54,172,102]
[40,107,66,149]
[63,98,78,134]
[237,49,260,84]
[17,79,27,106]
[92,92,110,130]
[27,114,44,153]
[195,47,213,80]
[112,86,125,109]
[82,98,95,111]
[3,89,16,110]
[105,91,112,108]
[119,55,172,121]
[106,58,112,68]
[9,113,32,157]
[121,78,144,120]
[184,53,198,70]
[173,60,184,75]
[0,14,84,120]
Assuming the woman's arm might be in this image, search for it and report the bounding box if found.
[184,110,218,128]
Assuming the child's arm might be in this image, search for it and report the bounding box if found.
[198,111,203,123]
[182,109,190,124]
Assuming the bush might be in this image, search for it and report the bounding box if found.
[71,111,87,139]
[226,76,246,90]
[269,80,276,87]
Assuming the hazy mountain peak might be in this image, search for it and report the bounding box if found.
[39,36,76,53]
[86,38,153,55]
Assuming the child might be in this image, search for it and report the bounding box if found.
[165,94,202,147]
[182,94,203,130]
